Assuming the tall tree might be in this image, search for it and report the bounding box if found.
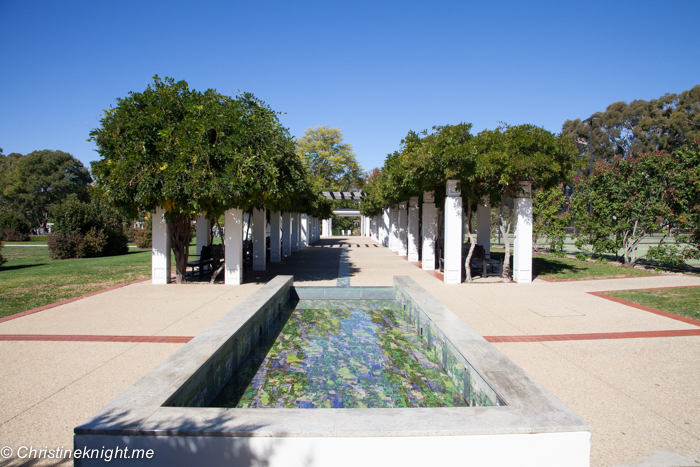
[90,76,315,282]
[0,150,92,232]
[296,126,364,192]
[562,85,700,164]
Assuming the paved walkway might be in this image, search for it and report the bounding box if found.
[1,237,699,466]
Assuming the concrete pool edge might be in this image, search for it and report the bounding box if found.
[74,275,591,466]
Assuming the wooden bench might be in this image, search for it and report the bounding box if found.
[187,245,214,278]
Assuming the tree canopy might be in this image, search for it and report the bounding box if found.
[296,126,364,193]
[562,85,700,164]
[90,76,326,282]
[361,122,578,280]
[0,150,92,232]
[572,144,700,267]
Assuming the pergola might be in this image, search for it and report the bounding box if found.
[363,180,533,284]
[150,183,533,285]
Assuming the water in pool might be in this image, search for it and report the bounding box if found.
[210,301,468,409]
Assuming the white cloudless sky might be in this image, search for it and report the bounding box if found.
[1,0,698,173]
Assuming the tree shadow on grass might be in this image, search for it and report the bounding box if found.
[0,263,47,272]
[532,256,580,277]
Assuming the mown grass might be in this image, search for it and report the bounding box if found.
[606,287,700,322]
[531,254,659,281]
[0,246,151,318]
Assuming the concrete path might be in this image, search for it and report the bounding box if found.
[1,236,699,466]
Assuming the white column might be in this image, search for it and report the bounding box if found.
[252,208,266,271]
[422,191,436,271]
[513,181,533,283]
[243,211,251,241]
[398,202,408,256]
[195,213,210,256]
[389,206,399,252]
[301,213,308,248]
[477,198,491,258]
[444,180,463,284]
[282,212,292,257]
[381,209,390,246]
[291,213,300,252]
[225,208,243,285]
[408,196,420,262]
[151,206,171,284]
[269,211,281,262]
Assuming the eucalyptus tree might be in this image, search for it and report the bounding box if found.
[90,76,314,283]
[474,124,578,281]
[562,84,700,163]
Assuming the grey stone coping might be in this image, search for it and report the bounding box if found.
[293,286,395,300]
[75,275,589,438]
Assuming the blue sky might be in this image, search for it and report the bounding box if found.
[1,0,698,173]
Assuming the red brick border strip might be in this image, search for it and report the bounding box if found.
[0,277,152,325]
[485,329,700,343]
[0,334,193,343]
[587,287,700,327]
[537,274,660,283]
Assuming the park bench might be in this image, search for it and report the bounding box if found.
[187,245,214,278]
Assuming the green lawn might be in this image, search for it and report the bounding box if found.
[0,246,151,318]
[531,254,659,281]
[606,287,700,322]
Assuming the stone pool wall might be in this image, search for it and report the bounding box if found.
[73,275,591,467]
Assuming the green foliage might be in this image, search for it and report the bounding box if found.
[0,150,92,231]
[90,76,321,281]
[572,144,700,267]
[0,205,32,235]
[296,126,364,192]
[0,233,6,267]
[575,253,586,261]
[562,85,700,164]
[48,199,129,258]
[533,185,571,251]
[646,236,700,269]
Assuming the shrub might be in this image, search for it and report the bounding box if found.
[0,231,6,267]
[134,229,152,249]
[48,233,85,259]
[0,228,30,241]
[0,207,31,235]
[48,200,129,259]
[575,253,586,261]
[82,227,108,258]
[0,207,31,241]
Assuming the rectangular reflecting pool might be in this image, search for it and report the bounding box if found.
[74,276,590,467]
[211,300,473,409]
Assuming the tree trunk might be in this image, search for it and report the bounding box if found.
[465,199,476,283]
[209,219,225,285]
[169,214,192,284]
[499,198,511,282]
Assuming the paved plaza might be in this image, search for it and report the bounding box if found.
[1,237,700,466]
